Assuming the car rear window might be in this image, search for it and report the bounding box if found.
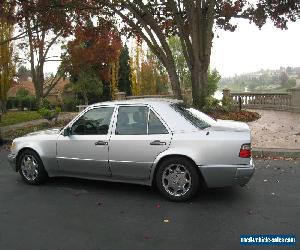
[171,104,213,130]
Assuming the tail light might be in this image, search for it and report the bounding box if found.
[239,143,251,158]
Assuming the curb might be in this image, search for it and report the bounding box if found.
[252,147,300,158]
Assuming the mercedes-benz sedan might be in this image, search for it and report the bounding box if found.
[8,99,254,201]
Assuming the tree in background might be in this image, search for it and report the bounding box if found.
[0,0,89,107]
[0,2,14,113]
[168,36,220,97]
[168,36,191,91]
[5,1,299,108]
[17,65,31,81]
[130,39,143,96]
[118,45,132,96]
[140,50,169,95]
[279,71,289,88]
[73,70,103,105]
[62,18,122,104]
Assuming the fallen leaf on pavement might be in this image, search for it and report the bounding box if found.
[246,209,253,215]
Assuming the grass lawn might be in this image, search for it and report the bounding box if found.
[0,111,42,127]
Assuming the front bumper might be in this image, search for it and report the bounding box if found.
[199,160,255,188]
[7,154,17,171]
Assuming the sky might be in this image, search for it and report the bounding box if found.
[210,19,300,77]
[44,19,300,78]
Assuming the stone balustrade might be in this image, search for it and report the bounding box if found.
[223,88,300,112]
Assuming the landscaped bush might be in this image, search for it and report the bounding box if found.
[38,107,61,121]
[62,98,80,112]
[206,109,260,122]
[41,98,52,109]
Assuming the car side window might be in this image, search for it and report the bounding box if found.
[71,107,114,135]
[148,110,168,134]
[115,106,148,135]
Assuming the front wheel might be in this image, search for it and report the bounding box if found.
[156,157,200,201]
[18,150,48,185]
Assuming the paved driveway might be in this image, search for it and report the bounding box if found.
[0,148,299,250]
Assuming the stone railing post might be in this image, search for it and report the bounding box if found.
[290,87,300,112]
[115,92,126,100]
[222,88,231,103]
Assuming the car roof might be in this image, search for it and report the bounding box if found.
[90,98,183,107]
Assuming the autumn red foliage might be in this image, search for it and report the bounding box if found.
[65,20,122,82]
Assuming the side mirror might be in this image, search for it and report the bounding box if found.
[63,126,71,136]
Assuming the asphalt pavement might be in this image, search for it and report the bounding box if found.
[0,148,299,250]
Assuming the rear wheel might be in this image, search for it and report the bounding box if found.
[18,150,48,185]
[156,157,200,201]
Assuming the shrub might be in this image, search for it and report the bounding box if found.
[7,97,17,109]
[202,96,220,113]
[62,98,80,112]
[38,107,61,121]
[41,98,52,109]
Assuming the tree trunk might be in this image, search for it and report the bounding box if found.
[165,62,182,99]
[191,60,209,109]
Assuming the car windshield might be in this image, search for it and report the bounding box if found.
[171,104,216,130]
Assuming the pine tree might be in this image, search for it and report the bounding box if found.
[118,45,132,96]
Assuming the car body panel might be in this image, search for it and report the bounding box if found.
[8,98,255,188]
[56,134,111,176]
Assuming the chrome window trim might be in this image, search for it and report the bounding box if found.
[111,104,172,136]
[60,105,117,136]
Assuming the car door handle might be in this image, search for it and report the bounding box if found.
[150,140,167,146]
[95,141,108,146]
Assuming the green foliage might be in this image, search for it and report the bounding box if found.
[8,89,37,110]
[41,99,52,109]
[73,69,103,105]
[16,88,30,98]
[118,45,132,95]
[287,79,296,88]
[207,69,221,96]
[0,111,42,127]
[38,108,52,120]
[17,66,31,81]
[38,107,61,121]
[168,36,191,90]
[62,98,80,112]
[202,97,220,113]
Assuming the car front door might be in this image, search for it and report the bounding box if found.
[57,106,115,176]
[109,105,172,180]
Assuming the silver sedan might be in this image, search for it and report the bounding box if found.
[8,99,254,201]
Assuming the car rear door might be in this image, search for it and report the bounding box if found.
[109,105,172,180]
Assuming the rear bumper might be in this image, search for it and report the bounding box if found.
[199,160,255,188]
[7,154,17,172]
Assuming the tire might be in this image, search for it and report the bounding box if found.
[155,157,200,201]
[18,149,49,185]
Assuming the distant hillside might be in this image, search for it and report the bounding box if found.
[219,67,300,92]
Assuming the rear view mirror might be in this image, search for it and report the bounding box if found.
[63,126,71,136]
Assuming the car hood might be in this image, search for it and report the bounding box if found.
[25,128,62,137]
[209,120,250,132]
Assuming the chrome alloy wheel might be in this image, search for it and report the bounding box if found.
[162,164,192,197]
[21,155,39,181]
